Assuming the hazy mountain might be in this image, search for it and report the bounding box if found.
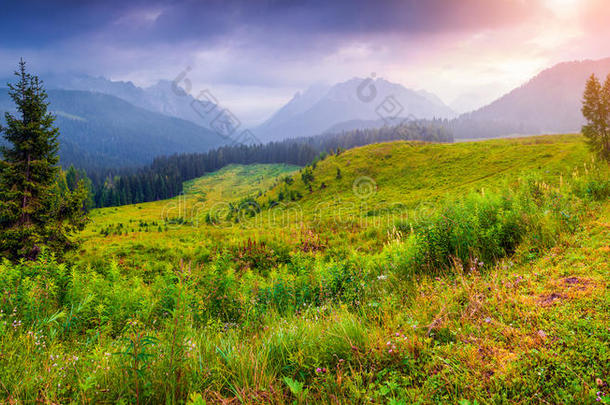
[324,119,396,134]
[0,88,225,169]
[26,73,220,129]
[256,78,455,141]
[453,57,610,138]
[416,89,448,109]
[258,83,331,133]
[449,93,488,114]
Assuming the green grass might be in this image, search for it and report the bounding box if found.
[77,163,299,269]
[262,134,589,215]
[76,135,591,271]
[1,134,608,404]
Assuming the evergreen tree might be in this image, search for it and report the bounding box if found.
[0,60,89,260]
[65,165,94,211]
[582,74,610,161]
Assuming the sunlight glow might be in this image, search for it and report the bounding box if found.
[545,0,581,15]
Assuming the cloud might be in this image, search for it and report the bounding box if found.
[2,0,544,49]
[1,0,609,123]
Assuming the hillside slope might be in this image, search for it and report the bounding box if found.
[453,58,610,138]
[79,163,299,265]
[0,88,224,168]
[77,134,591,269]
[19,73,219,129]
[258,134,590,218]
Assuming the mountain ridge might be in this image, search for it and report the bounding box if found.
[255,77,455,141]
[452,57,610,138]
[0,88,225,169]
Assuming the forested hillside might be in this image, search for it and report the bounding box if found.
[451,58,610,138]
[87,120,452,207]
[0,88,225,169]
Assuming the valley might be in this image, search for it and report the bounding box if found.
[1,132,608,403]
[2,2,610,402]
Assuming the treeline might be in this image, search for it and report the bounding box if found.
[88,121,453,208]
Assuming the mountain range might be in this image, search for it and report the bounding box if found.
[0,88,225,169]
[1,57,609,169]
[255,78,456,141]
[39,73,220,129]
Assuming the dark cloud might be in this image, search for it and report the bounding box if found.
[2,0,543,50]
[2,0,604,124]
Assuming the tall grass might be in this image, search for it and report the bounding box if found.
[0,161,608,403]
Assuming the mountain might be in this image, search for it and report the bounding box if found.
[28,73,220,129]
[0,88,225,169]
[324,119,395,133]
[257,83,331,134]
[453,57,610,138]
[449,93,488,114]
[256,78,455,141]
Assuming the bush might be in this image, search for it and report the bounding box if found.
[384,172,596,275]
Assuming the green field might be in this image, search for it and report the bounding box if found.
[77,134,592,268]
[1,134,609,403]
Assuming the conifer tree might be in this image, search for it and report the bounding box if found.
[0,60,89,260]
[582,74,610,161]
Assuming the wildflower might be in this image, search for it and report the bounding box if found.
[377,274,387,280]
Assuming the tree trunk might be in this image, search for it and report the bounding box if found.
[21,153,31,225]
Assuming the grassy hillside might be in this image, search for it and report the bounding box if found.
[78,163,299,268]
[76,134,590,270]
[259,134,589,213]
[1,134,608,403]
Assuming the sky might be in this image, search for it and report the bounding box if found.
[1,0,610,124]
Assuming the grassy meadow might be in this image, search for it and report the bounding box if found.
[78,134,591,270]
[1,134,609,404]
